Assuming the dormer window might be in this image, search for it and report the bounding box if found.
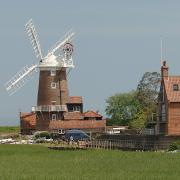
[173,84,179,91]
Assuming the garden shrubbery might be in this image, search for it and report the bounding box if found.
[34,131,50,139]
[169,141,180,151]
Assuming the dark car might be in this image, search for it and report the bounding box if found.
[64,129,90,141]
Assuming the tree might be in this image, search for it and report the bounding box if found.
[136,72,160,110]
[105,91,140,126]
[105,72,161,128]
[129,110,147,129]
[136,72,160,123]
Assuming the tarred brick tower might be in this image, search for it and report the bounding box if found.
[35,68,69,130]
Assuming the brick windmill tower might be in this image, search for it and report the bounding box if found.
[5,19,75,130]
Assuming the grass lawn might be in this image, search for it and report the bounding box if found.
[0,145,179,180]
[0,126,19,134]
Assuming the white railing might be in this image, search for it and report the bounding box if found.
[32,105,67,112]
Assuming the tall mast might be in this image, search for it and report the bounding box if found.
[160,37,163,66]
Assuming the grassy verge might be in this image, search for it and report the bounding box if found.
[0,145,179,180]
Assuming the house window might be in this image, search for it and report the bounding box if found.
[161,104,166,122]
[161,104,165,114]
[52,114,57,120]
[162,86,165,102]
[51,70,56,76]
[73,106,81,112]
[68,106,73,112]
[173,84,179,91]
[51,82,56,89]
[58,129,65,134]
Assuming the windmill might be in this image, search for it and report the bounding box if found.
[5,19,75,130]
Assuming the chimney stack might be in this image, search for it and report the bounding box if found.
[161,61,168,78]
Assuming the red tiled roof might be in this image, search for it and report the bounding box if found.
[64,112,83,120]
[83,111,102,118]
[49,119,106,129]
[164,76,180,102]
[68,96,83,104]
[20,112,36,129]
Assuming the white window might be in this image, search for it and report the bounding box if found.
[51,101,56,105]
[51,82,56,89]
[58,129,65,134]
[73,106,81,112]
[51,70,56,76]
[52,114,57,120]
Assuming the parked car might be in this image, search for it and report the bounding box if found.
[64,129,90,141]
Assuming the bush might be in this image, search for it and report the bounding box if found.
[34,131,50,139]
[169,141,180,151]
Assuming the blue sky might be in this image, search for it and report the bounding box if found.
[1,0,180,125]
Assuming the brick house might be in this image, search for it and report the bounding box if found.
[20,112,36,134]
[157,61,180,135]
[20,95,106,134]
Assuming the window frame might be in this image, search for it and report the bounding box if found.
[173,84,179,91]
[51,70,56,76]
[51,101,56,105]
[73,105,81,112]
[51,82,56,89]
[52,114,57,120]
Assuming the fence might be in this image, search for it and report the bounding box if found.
[93,134,180,150]
[86,139,170,151]
[49,135,180,151]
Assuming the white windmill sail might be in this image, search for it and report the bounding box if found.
[5,64,38,95]
[5,19,75,96]
[47,30,74,55]
[46,30,75,68]
[25,19,43,60]
[5,19,44,96]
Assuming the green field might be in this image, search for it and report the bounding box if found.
[0,126,19,134]
[0,145,179,180]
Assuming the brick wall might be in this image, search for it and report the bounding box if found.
[168,103,180,135]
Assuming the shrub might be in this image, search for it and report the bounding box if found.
[169,141,180,151]
[34,131,50,139]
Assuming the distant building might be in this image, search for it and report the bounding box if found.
[157,61,180,135]
[20,96,106,134]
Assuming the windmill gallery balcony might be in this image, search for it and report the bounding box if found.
[32,105,67,112]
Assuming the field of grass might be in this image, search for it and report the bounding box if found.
[0,126,19,134]
[0,145,179,180]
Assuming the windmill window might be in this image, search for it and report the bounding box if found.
[52,114,57,120]
[51,101,56,105]
[173,84,179,91]
[51,82,56,89]
[51,70,56,76]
